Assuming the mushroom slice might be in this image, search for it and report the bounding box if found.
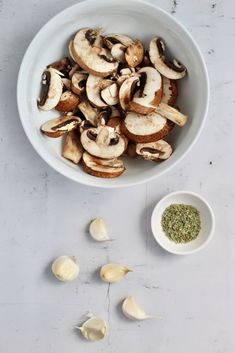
[38,68,63,111]
[68,39,78,63]
[55,90,80,112]
[62,78,71,90]
[78,100,99,126]
[136,140,173,161]
[69,63,80,78]
[126,142,137,158]
[40,116,81,138]
[80,126,126,159]
[82,152,125,178]
[117,67,136,85]
[101,83,119,105]
[110,106,121,118]
[161,77,178,106]
[149,37,187,79]
[129,67,162,114]
[156,102,187,126]
[104,34,134,48]
[86,74,108,107]
[121,111,174,143]
[125,41,145,68]
[71,72,88,95]
[72,28,118,77]
[62,130,83,164]
[47,57,72,77]
[119,75,140,111]
[111,43,126,63]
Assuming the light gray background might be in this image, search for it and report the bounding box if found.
[0,0,234,352]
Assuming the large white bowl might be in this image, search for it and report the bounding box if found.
[17,0,209,188]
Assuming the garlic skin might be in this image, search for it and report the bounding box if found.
[89,218,110,241]
[100,263,131,283]
[77,316,107,341]
[51,255,79,282]
[122,296,150,320]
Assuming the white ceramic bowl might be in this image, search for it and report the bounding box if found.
[17,0,209,188]
[151,191,215,255]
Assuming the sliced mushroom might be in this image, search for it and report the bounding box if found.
[68,39,78,62]
[161,77,178,106]
[110,106,121,118]
[72,28,118,77]
[62,130,83,164]
[86,74,109,107]
[62,78,71,91]
[78,100,99,126]
[71,72,88,95]
[119,75,140,110]
[104,34,134,48]
[136,140,172,161]
[55,90,80,112]
[40,116,81,138]
[82,152,125,178]
[121,111,174,143]
[126,142,137,158]
[117,67,136,85]
[125,41,145,68]
[80,126,126,159]
[156,102,187,126]
[47,57,72,77]
[111,43,126,63]
[128,67,162,114]
[38,68,63,111]
[149,37,187,79]
[101,83,119,105]
[69,63,80,78]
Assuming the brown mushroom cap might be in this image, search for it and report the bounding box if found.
[125,41,145,68]
[119,75,140,110]
[72,28,118,77]
[80,125,126,159]
[149,37,187,80]
[71,72,87,95]
[55,90,80,112]
[82,152,125,178]
[121,111,174,143]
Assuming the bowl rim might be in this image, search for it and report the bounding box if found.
[17,0,210,189]
[151,190,215,255]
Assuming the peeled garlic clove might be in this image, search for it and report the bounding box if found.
[100,263,131,283]
[122,296,150,320]
[51,255,79,282]
[77,316,107,341]
[89,218,110,242]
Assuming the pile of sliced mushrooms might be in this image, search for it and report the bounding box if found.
[38,28,187,178]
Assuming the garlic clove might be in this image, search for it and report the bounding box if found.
[122,296,150,320]
[89,218,110,242]
[76,316,107,341]
[100,263,131,283]
[51,255,79,282]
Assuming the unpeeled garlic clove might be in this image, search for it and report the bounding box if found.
[51,255,79,282]
[100,263,131,283]
[89,218,110,242]
[76,316,108,341]
[122,296,150,320]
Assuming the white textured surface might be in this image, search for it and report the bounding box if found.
[0,0,234,352]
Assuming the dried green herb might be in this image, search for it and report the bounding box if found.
[161,204,201,243]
